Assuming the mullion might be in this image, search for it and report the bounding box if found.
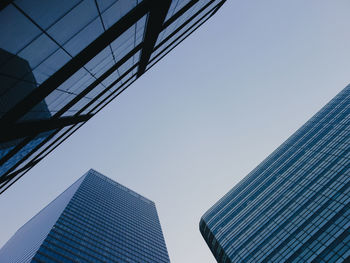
[12,2,107,89]
[1,5,202,190]
[157,0,181,42]
[0,66,137,189]
[2,0,87,98]
[0,44,141,170]
[148,1,221,71]
[0,158,41,185]
[162,0,199,30]
[0,4,145,182]
[94,0,120,81]
[77,65,138,115]
[155,0,216,51]
[55,44,142,117]
[91,76,137,116]
[0,0,149,125]
[0,0,84,70]
[20,0,122,88]
[0,76,138,193]
[1,2,105,108]
[0,68,134,183]
[168,0,181,20]
[0,0,225,193]
[1,0,199,122]
[146,11,210,71]
[137,0,171,76]
[2,1,143,107]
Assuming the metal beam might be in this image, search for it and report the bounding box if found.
[0,157,42,185]
[0,0,220,168]
[162,0,199,30]
[210,0,226,16]
[0,0,206,166]
[137,0,171,76]
[0,68,137,180]
[149,1,223,71]
[0,4,145,166]
[0,0,227,194]
[0,114,92,143]
[0,0,149,125]
[155,0,216,51]
[0,45,142,167]
[54,43,142,117]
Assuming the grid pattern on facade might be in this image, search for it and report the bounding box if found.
[0,0,225,193]
[0,174,85,263]
[200,84,350,263]
[32,170,170,263]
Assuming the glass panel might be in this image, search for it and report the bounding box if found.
[149,1,216,65]
[20,13,146,120]
[18,34,58,69]
[32,49,71,84]
[165,0,192,21]
[100,0,138,30]
[90,75,137,115]
[47,0,99,46]
[157,0,212,47]
[84,46,112,75]
[63,17,104,56]
[110,14,146,61]
[0,5,41,55]
[15,0,82,30]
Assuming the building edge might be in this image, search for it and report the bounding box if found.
[200,217,230,263]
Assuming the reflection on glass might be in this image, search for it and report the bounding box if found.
[0,48,51,149]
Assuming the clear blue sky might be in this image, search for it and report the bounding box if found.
[1,1,350,262]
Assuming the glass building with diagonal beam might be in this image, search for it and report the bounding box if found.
[200,84,350,263]
[0,169,170,263]
[0,0,225,193]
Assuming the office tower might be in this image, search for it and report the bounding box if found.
[200,84,350,263]
[0,0,226,193]
[0,169,170,263]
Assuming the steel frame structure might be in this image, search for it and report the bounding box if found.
[0,0,226,193]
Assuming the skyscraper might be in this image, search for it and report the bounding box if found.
[0,0,226,193]
[200,84,350,262]
[0,169,170,263]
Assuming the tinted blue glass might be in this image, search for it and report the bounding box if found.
[0,1,146,181]
[0,0,225,193]
[200,84,350,263]
[32,170,170,263]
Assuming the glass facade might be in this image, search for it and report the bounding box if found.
[0,169,170,263]
[0,0,226,193]
[200,84,350,263]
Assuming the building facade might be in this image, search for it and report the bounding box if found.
[0,0,226,193]
[200,84,350,262]
[0,169,170,263]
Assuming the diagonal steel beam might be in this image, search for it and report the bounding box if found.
[149,1,224,71]
[0,0,198,167]
[210,0,227,16]
[0,114,92,143]
[0,0,149,125]
[0,0,227,194]
[155,0,216,51]
[54,43,142,117]
[162,0,199,30]
[0,45,142,167]
[0,67,137,178]
[0,158,42,186]
[137,0,171,77]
